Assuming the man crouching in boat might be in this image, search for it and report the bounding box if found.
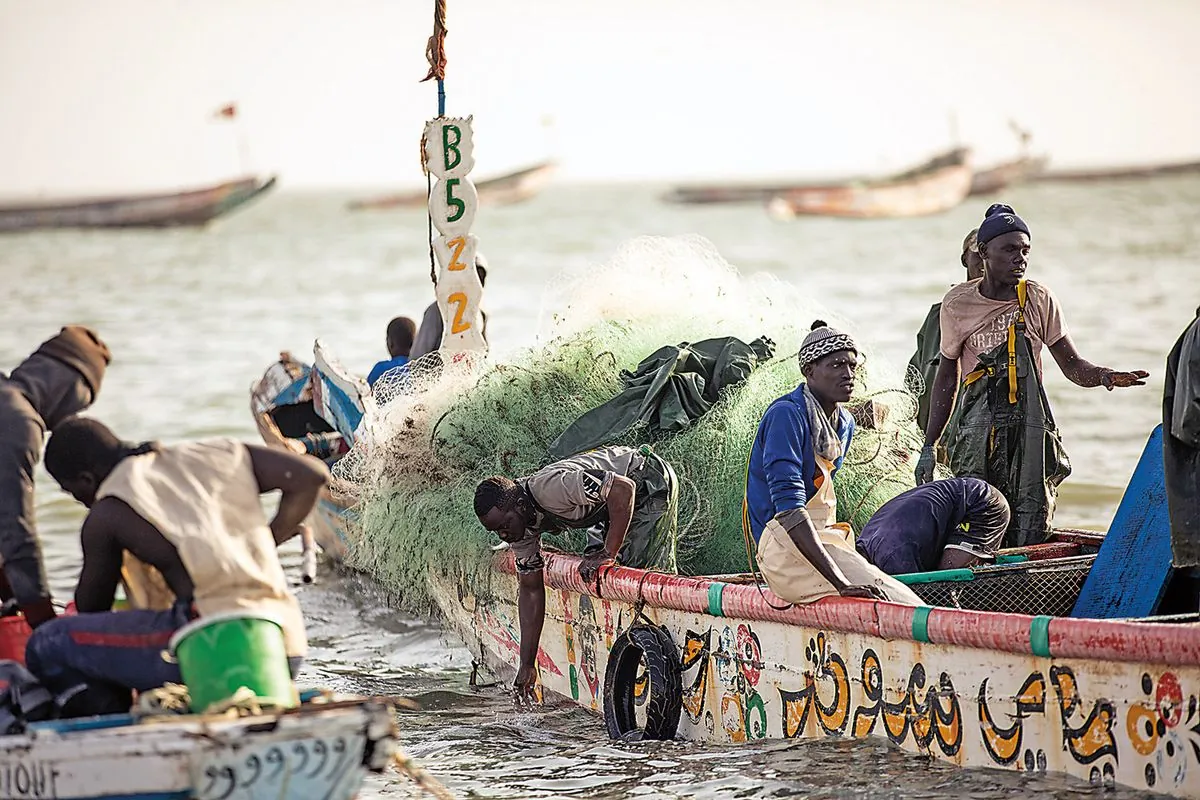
[474,445,678,702]
[744,321,922,605]
[26,417,325,716]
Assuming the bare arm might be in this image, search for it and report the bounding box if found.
[513,568,546,703]
[246,444,330,545]
[923,355,961,447]
[600,476,635,558]
[74,502,124,613]
[1048,335,1148,389]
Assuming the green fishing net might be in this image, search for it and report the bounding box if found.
[335,235,928,613]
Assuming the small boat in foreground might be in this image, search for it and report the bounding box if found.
[0,696,401,800]
[968,155,1049,196]
[766,148,973,219]
[348,160,558,211]
[0,176,277,233]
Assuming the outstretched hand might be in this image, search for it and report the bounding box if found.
[1103,369,1149,390]
[578,552,616,584]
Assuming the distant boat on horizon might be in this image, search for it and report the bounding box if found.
[347,160,558,211]
[1033,156,1200,183]
[766,147,973,220]
[0,175,277,233]
[968,154,1049,196]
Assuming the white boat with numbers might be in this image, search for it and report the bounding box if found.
[0,697,399,800]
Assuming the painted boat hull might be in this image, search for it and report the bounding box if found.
[0,176,277,232]
[348,161,558,210]
[0,698,398,800]
[431,551,1200,798]
[767,149,973,219]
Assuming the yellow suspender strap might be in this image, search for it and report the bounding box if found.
[1007,280,1028,405]
[963,368,989,387]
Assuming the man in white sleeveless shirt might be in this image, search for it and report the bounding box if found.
[27,417,326,716]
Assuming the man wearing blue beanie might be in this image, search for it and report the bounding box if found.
[915,204,1149,546]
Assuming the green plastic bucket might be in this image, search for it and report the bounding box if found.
[168,611,297,713]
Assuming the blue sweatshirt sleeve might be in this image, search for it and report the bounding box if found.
[761,404,811,515]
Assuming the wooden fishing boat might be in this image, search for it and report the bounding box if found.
[348,161,558,211]
[0,695,400,800]
[0,176,277,233]
[968,155,1049,196]
[1034,157,1200,183]
[251,350,362,562]
[430,531,1199,799]
[766,148,973,219]
[662,182,811,205]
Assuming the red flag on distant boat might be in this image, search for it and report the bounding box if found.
[212,103,237,120]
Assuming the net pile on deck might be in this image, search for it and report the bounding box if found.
[335,235,927,611]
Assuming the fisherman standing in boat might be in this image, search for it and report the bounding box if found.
[27,417,323,716]
[1163,306,1200,598]
[474,445,678,702]
[907,228,984,432]
[0,326,110,629]
[744,321,922,605]
[916,204,1148,546]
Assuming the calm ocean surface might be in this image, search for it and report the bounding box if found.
[3,178,1198,798]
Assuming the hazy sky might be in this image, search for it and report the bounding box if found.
[2,0,1198,193]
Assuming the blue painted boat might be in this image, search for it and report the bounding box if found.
[0,697,399,799]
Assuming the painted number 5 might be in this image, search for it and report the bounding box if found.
[447,292,472,334]
[445,179,465,223]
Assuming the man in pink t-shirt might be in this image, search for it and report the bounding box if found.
[915,203,1148,544]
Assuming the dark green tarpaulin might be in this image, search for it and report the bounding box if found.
[547,336,774,461]
[940,323,1071,548]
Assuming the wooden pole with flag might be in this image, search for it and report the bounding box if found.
[212,102,250,177]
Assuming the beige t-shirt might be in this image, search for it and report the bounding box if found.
[939,279,1066,377]
[508,446,645,573]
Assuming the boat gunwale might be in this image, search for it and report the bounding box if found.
[499,550,1200,667]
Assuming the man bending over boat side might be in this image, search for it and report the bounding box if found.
[915,203,1148,546]
[744,321,922,605]
[474,445,679,702]
[26,417,325,716]
[855,477,1010,575]
[0,326,110,630]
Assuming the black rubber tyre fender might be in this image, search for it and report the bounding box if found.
[603,623,682,741]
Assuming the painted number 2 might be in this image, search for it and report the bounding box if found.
[447,237,468,270]
[447,292,472,334]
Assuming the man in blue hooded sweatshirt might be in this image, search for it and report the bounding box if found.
[745,321,921,605]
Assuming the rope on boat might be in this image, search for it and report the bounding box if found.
[421,0,448,283]
[420,0,449,116]
[392,750,458,800]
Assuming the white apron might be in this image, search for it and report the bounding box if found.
[756,456,923,605]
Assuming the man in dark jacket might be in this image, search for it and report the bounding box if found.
[1164,307,1200,572]
[0,326,110,628]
